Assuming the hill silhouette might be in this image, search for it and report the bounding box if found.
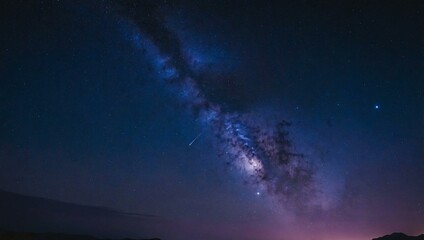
[373,233,424,240]
[0,231,160,240]
[0,189,162,239]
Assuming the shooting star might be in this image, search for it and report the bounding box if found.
[188,132,202,146]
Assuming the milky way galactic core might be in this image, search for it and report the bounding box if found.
[118,1,317,208]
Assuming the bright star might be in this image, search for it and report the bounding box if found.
[256,192,260,196]
[375,105,379,109]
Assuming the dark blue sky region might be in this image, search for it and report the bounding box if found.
[0,1,423,240]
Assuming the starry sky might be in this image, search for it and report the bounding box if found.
[0,1,423,240]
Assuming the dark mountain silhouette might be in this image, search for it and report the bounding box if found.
[0,189,163,239]
[373,232,424,240]
[0,231,160,240]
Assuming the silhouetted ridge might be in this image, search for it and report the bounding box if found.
[373,232,424,240]
[0,190,162,239]
[0,231,160,240]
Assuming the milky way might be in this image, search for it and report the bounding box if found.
[118,1,316,207]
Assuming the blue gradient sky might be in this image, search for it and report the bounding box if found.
[0,1,423,240]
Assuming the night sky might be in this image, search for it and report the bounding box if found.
[0,1,423,240]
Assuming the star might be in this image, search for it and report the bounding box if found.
[374,105,380,109]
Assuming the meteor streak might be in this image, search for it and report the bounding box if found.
[188,132,202,146]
